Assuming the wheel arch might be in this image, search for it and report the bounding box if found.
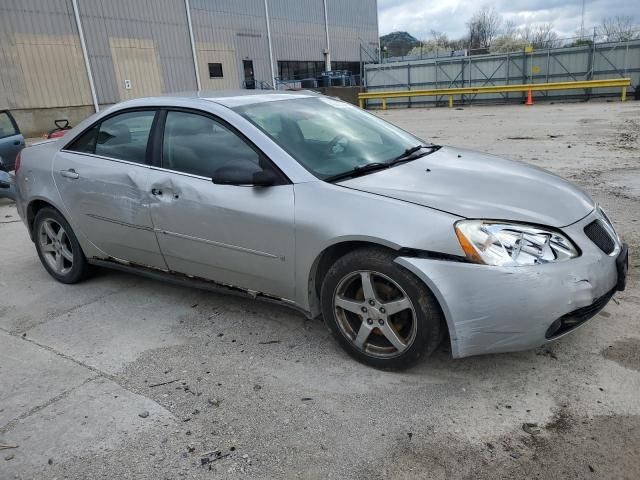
[307,240,396,317]
[26,198,62,241]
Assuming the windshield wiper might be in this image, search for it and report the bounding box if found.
[324,162,390,183]
[387,144,438,166]
[324,145,440,183]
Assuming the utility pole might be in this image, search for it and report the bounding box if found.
[580,0,586,39]
[263,0,276,89]
[322,0,331,72]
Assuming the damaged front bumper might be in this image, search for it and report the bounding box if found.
[396,211,624,358]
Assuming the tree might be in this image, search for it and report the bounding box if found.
[522,23,559,49]
[490,22,559,53]
[489,35,527,53]
[379,31,420,57]
[407,30,455,57]
[600,15,639,42]
[467,7,502,50]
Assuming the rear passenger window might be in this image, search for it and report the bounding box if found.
[94,111,155,163]
[162,111,260,178]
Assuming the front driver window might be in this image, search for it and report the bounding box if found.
[162,111,260,178]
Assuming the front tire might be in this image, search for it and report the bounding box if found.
[320,248,445,369]
[34,207,90,284]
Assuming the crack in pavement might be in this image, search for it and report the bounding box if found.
[0,328,179,435]
[6,278,144,336]
[0,327,118,382]
[0,375,99,434]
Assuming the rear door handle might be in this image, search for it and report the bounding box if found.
[60,169,80,179]
[13,140,21,145]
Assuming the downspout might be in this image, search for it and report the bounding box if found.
[184,0,201,91]
[263,0,276,89]
[322,0,331,72]
[71,0,99,112]
[375,1,381,64]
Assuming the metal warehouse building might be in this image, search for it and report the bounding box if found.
[0,0,379,135]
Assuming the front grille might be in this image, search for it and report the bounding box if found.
[584,220,615,254]
[545,288,615,339]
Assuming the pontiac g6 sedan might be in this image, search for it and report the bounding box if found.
[14,91,628,368]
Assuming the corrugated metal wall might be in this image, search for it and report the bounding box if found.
[0,0,379,111]
[270,0,326,63]
[326,0,378,61]
[190,0,271,89]
[365,40,640,107]
[78,0,197,105]
[0,0,91,110]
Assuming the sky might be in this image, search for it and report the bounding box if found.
[378,0,639,41]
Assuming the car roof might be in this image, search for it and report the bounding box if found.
[111,90,321,110]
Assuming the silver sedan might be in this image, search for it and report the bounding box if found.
[14,91,628,368]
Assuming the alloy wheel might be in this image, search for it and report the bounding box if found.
[333,270,417,358]
[38,218,74,275]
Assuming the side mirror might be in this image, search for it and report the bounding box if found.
[212,165,277,187]
[252,169,278,187]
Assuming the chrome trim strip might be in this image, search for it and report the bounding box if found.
[60,151,152,169]
[86,213,282,260]
[146,165,211,181]
[60,151,214,181]
[156,229,283,260]
[86,213,154,232]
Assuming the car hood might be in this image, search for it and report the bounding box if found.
[339,146,594,227]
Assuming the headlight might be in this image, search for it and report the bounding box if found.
[455,220,579,266]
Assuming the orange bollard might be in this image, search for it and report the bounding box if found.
[525,89,533,106]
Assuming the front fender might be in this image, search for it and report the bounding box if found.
[293,181,463,312]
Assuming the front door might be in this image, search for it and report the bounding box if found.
[53,109,167,269]
[0,110,25,171]
[147,109,295,299]
[243,60,255,89]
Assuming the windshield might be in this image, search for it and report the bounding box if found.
[233,97,429,180]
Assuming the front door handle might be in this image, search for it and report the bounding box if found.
[60,169,80,179]
[151,188,163,196]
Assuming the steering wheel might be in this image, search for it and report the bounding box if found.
[326,134,349,155]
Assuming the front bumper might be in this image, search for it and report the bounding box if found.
[396,211,623,358]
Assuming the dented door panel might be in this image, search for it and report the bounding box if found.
[146,170,296,300]
[53,151,167,269]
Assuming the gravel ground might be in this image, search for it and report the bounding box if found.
[1,100,638,479]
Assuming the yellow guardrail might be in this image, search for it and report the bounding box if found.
[358,78,632,109]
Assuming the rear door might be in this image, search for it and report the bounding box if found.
[146,109,296,300]
[54,109,167,269]
[0,110,25,171]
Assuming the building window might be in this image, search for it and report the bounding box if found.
[208,63,223,78]
[277,61,361,82]
[330,62,360,75]
[277,61,325,81]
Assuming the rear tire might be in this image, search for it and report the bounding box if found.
[320,247,445,369]
[33,207,90,284]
